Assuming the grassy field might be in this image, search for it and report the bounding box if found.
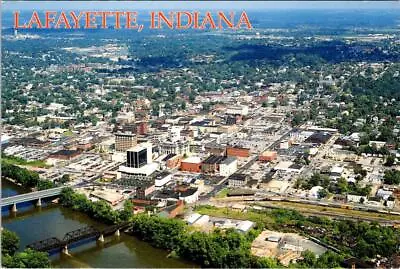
[215,188,229,198]
[196,205,276,227]
[63,130,74,137]
[196,200,400,228]
[2,156,50,168]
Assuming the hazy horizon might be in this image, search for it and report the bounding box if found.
[2,1,400,11]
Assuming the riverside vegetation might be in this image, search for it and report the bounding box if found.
[59,188,347,268]
[1,229,51,268]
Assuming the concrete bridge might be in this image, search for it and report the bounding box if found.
[1,186,64,212]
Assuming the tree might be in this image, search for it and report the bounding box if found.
[37,180,55,190]
[59,174,71,184]
[180,101,186,110]
[1,229,20,256]
[120,200,134,221]
[314,251,344,268]
[318,188,328,199]
[189,93,196,103]
[11,249,50,268]
[251,256,278,268]
[1,230,50,268]
[337,177,349,194]
[300,250,317,267]
[384,155,395,167]
[383,169,400,185]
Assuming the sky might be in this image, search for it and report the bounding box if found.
[2,1,400,11]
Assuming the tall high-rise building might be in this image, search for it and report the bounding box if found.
[126,142,152,168]
[115,132,137,152]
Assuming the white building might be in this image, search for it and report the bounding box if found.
[347,194,367,203]
[369,141,386,149]
[236,220,255,233]
[118,162,159,178]
[179,188,200,204]
[219,157,238,177]
[228,174,248,188]
[153,171,173,189]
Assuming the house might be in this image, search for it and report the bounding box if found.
[274,161,303,174]
[369,141,386,149]
[309,186,324,199]
[376,189,393,200]
[48,149,80,160]
[135,181,156,199]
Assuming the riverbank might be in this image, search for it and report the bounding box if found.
[2,184,195,268]
[2,162,54,191]
[1,179,30,198]
[3,177,25,188]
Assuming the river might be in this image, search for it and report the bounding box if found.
[1,180,195,268]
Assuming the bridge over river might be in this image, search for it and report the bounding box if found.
[26,222,131,254]
[1,187,64,212]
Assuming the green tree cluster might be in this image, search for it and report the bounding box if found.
[298,173,371,196]
[59,188,133,225]
[294,250,344,268]
[383,169,400,185]
[129,214,279,268]
[198,205,400,262]
[1,229,50,268]
[384,155,396,167]
[2,162,54,190]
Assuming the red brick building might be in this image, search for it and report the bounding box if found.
[226,146,250,158]
[180,156,202,173]
[166,155,182,169]
[259,151,277,162]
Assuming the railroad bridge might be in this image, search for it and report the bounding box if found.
[26,222,131,254]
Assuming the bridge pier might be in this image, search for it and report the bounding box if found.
[115,229,120,237]
[36,198,42,207]
[62,245,69,255]
[98,234,104,242]
[11,203,17,213]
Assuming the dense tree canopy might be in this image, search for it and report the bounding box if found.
[383,169,400,185]
[2,162,54,190]
[1,229,50,268]
[59,187,133,224]
[1,229,20,256]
